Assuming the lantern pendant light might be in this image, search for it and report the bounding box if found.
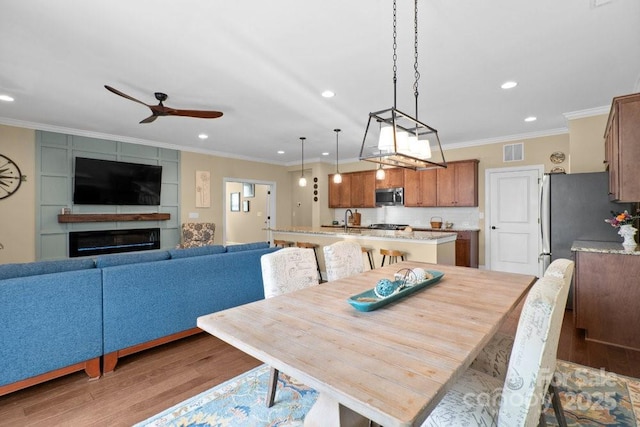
[298,137,307,187]
[333,129,342,184]
[359,0,446,170]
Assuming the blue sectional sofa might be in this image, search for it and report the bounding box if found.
[0,242,278,396]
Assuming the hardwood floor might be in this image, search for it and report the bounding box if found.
[1,310,639,426]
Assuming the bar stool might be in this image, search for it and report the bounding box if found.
[361,246,375,270]
[296,242,323,281]
[273,239,294,248]
[380,249,406,266]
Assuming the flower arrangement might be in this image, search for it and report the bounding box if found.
[605,210,640,228]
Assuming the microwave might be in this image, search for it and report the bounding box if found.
[375,188,404,206]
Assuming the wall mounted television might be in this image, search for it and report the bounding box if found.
[73,157,162,205]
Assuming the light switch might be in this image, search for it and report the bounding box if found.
[189,212,199,219]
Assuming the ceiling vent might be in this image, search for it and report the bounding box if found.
[503,143,524,162]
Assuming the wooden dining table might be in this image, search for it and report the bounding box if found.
[197,261,536,427]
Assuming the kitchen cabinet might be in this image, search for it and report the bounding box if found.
[455,230,479,268]
[328,171,375,208]
[574,249,640,351]
[604,92,640,202]
[350,171,376,208]
[403,169,437,207]
[328,173,351,208]
[436,160,479,207]
[375,168,404,189]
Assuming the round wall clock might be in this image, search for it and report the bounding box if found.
[0,154,24,200]
[550,151,565,164]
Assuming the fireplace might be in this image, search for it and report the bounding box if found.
[69,228,160,257]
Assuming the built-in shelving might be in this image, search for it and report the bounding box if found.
[57,213,170,223]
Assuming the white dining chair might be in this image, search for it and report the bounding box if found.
[323,241,365,282]
[260,247,320,407]
[422,266,572,426]
[470,258,574,380]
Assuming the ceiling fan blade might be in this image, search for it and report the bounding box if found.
[105,85,150,107]
[168,109,223,119]
[139,114,158,124]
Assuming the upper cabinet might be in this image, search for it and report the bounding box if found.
[328,171,375,208]
[375,168,404,189]
[403,169,437,207]
[328,173,352,208]
[328,160,478,208]
[605,93,640,202]
[436,160,479,207]
[350,171,376,208]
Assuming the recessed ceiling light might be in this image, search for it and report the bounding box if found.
[322,152,329,156]
[501,81,518,89]
[321,90,335,98]
[277,150,285,154]
[524,116,537,122]
[198,133,208,139]
[0,94,15,102]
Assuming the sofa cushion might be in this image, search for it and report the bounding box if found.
[95,250,171,268]
[225,242,270,253]
[0,258,95,280]
[169,244,226,259]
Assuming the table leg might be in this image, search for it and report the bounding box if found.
[304,393,370,427]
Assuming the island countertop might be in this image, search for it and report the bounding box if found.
[268,226,457,243]
[270,226,457,272]
[571,240,640,255]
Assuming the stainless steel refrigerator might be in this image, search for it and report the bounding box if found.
[540,172,632,308]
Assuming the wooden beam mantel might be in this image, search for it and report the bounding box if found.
[57,213,170,223]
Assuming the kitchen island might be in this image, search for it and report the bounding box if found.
[572,240,640,351]
[269,226,456,278]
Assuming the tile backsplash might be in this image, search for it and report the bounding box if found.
[334,206,480,229]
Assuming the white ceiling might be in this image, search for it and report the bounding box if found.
[1,0,639,166]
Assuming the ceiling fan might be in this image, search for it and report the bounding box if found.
[105,85,223,124]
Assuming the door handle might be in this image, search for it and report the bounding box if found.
[491,226,497,229]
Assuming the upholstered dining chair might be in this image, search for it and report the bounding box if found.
[422,266,572,426]
[323,241,365,282]
[177,222,215,248]
[260,247,320,407]
[470,258,575,381]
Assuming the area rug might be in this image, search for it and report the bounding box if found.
[134,364,317,427]
[544,360,640,426]
[136,361,640,427]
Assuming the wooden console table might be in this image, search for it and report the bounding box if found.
[57,213,170,223]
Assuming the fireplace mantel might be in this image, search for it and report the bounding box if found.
[58,213,170,223]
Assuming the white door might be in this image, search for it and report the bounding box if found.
[487,166,542,275]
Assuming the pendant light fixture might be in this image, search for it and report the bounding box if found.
[298,137,307,187]
[333,129,342,184]
[376,163,386,180]
[359,0,446,170]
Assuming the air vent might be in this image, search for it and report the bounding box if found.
[503,143,524,162]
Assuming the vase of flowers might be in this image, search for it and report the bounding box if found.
[605,210,639,251]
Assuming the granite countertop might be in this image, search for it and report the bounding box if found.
[269,226,457,242]
[321,225,480,232]
[571,240,640,255]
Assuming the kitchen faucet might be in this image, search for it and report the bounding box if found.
[344,209,353,233]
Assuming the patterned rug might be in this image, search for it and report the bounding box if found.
[136,361,640,427]
[545,360,640,426]
[134,365,317,427]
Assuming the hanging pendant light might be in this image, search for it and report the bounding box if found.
[333,129,342,184]
[298,137,307,187]
[376,163,386,180]
[359,0,446,170]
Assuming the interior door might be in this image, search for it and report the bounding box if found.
[488,167,541,275]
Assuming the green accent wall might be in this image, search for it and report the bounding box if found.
[35,131,180,260]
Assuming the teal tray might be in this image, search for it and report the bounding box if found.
[347,270,444,312]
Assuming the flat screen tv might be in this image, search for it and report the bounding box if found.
[73,157,162,205]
